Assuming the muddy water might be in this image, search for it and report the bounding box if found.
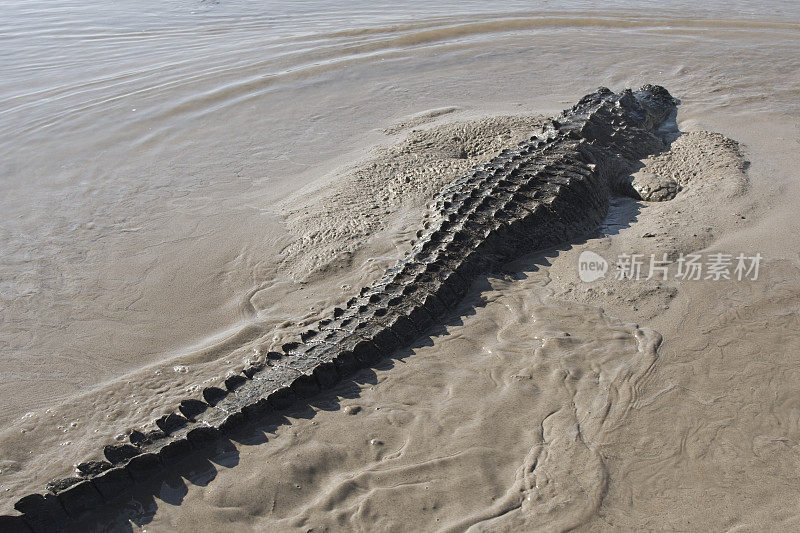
[3,0,800,528]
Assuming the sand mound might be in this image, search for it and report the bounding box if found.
[627,131,747,201]
[546,129,750,324]
[277,115,545,280]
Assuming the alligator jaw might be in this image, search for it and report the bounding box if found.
[4,85,677,531]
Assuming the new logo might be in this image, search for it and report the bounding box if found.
[578,251,608,282]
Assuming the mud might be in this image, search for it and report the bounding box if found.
[2,86,679,530]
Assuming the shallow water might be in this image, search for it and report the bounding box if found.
[2,0,800,527]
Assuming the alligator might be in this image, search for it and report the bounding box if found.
[1,85,678,532]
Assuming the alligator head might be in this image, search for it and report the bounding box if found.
[633,84,678,129]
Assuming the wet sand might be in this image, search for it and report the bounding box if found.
[2,1,800,530]
[54,107,800,531]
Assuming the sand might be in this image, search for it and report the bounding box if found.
[56,102,800,531]
[278,114,545,280]
[3,1,800,530]
[0,113,551,514]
